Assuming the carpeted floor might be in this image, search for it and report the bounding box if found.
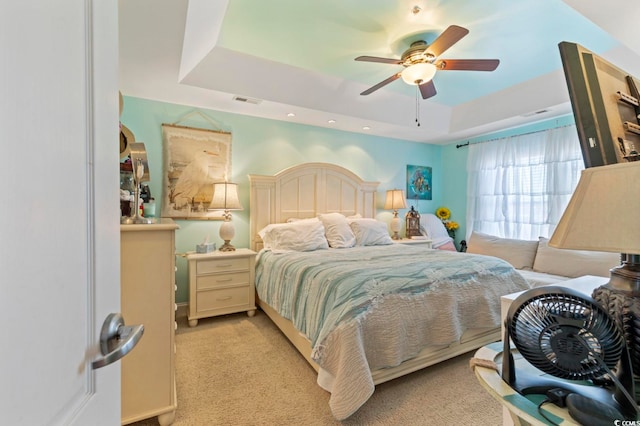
[131,309,502,425]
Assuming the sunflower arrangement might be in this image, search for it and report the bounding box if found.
[435,207,459,239]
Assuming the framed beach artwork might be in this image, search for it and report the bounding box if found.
[161,123,232,219]
[406,164,432,201]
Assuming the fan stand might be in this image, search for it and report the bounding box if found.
[502,287,638,421]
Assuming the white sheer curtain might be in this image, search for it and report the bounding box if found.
[466,125,584,240]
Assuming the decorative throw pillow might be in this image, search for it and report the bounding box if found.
[318,212,356,248]
[467,231,539,269]
[259,220,329,252]
[348,218,393,246]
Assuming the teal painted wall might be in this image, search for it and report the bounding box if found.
[440,115,576,245]
[120,96,444,303]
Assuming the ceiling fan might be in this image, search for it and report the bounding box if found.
[355,25,500,99]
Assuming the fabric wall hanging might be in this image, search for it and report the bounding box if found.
[161,123,232,220]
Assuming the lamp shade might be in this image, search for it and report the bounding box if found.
[384,189,407,210]
[549,162,640,255]
[209,182,243,211]
[401,63,437,85]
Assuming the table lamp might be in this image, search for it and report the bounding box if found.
[209,182,243,251]
[549,162,640,396]
[384,189,407,240]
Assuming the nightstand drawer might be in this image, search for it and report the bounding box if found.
[197,257,249,274]
[196,271,250,290]
[197,286,250,312]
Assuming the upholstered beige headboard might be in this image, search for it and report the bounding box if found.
[248,163,379,251]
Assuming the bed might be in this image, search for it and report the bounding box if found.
[248,163,530,420]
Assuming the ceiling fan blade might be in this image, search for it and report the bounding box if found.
[360,73,402,95]
[355,55,403,65]
[419,80,437,99]
[425,25,469,57]
[436,59,500,71]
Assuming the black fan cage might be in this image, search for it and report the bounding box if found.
[509,291,625,380]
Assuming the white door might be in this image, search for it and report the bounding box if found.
[1,1,121,425]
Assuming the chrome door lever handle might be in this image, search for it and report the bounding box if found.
[92,313,144,369]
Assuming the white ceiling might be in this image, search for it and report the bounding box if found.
[119,0,640,144]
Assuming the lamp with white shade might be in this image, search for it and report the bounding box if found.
[209,182,243,251]
[384,189,407,240]
[549,162,640,394]
[401,63,437,85]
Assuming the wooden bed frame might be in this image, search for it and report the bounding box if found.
[248,162,500,385]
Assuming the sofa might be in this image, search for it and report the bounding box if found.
[466,231,621,287]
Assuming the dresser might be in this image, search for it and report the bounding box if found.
[120,219,179,425]
[187,248,257,327]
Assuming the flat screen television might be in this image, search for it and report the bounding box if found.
[558,41,640,167]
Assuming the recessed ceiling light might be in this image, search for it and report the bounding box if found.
[287,112,296,117]
[328,119,336,124]
[362,126,371,130]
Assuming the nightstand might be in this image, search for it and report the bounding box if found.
[393,238,432,248]
[186,248,257,327]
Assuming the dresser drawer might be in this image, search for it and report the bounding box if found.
[197,286,250,312]
[197,257,249,274]
[196,271,250,290]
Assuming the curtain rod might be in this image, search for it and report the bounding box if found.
[455,124,574,149]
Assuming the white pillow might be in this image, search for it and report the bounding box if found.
[286,217,320,223]
[349,218,393,246]
[467,231,539,270]
[420,214,455,249]
[259,220,329,252]
[533,237,620,278]
[318,212,356,248]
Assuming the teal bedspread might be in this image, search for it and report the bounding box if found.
[255,244,530,419]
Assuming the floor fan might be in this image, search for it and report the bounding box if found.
[502,286,639,423]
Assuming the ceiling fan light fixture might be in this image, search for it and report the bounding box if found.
[401,63,436,85]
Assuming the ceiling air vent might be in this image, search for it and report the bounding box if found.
[232,95,262,105]
[521,109,550,117]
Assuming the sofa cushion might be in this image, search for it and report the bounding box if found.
[532,237,620,278]
[517,269,570,288]
[467,231,539,270]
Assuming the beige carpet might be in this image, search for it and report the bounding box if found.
[131,310,502,425]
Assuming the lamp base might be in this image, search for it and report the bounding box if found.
[218,217,236,252]
[390,214,401,240]
[592,257,640,402]
[219,241,236,252]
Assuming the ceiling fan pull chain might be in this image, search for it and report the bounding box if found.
[415,86,421,127]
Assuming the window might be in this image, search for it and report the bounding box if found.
[466,125,584,240]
